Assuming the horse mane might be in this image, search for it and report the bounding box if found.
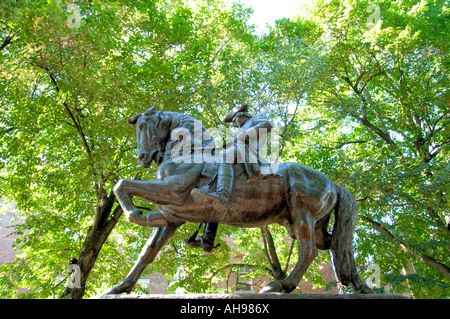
[151,111,215,161]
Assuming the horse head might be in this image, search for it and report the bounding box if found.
[128,104,218,167]
[128,103,167,168]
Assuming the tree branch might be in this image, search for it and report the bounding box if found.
[328,84,396,146]
[324,140,368,150]
[0,34,13,52]
[356,114,396,146]
[284,238,296,274]
[260,226,286,280]
[46,70,92,156]
[361,216,450,280]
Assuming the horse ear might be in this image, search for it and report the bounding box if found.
[128,113,142,125]
[143,102,157,116]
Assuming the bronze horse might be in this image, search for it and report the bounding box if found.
[102,105,371,295]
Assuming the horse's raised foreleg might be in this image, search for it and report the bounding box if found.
[114,164,203,221]
[101,222,180,295]
[260,210,318,293]
[127,210,167,228]
[114,179,187,222]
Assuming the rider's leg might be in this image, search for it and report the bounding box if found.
[186,151,234,253]
[191,164,234,212]
[184,223,219,254]
[212,164,234,211]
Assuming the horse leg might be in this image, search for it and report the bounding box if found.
[114,179,189,227]
[260,210,317,293]
[315,214,331,250]
[115,179,176,211]
[101,223,180,295]
[126,210,167,228]
[114,165,203,220]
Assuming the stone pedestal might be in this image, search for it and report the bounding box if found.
[96,292,408,299]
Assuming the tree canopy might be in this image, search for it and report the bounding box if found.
[0,0,448,299]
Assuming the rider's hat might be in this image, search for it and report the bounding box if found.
[224,104,250,123]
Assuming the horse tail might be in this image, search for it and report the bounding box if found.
[330,183,366,291]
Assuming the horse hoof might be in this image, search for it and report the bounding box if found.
[260,281,284,293]
[260,281,297,293]
[100,280,133,296]
[358,284,374,294]
[99,286,120,297]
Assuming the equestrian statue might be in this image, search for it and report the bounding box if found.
[101,103,372,295]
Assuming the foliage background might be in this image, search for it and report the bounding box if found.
[0,0,448,298]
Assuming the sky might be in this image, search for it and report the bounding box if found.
[226,0,308,33]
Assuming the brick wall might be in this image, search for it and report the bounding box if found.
[0,211,22,266]
[0,209,28,295]
[227,256,340,294]
[297,262,340,294]
[145,273,169,294]
[221,235,341,294]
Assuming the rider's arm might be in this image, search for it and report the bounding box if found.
[242,113,273,137]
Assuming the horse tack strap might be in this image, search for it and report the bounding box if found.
[200,163,218,179]
[186,223,203,243]
[206,173,218,188]
[233,163,247,180]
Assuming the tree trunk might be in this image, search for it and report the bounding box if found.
[260,226,286,281]
[60,194,123,299]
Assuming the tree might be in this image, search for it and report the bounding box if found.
[1,0,447,299]
[275,0,449,297]
[187,0,449,297]
[0,0,255,298]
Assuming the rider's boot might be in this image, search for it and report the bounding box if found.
[183,223,219,254]
[191,164,234,212]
